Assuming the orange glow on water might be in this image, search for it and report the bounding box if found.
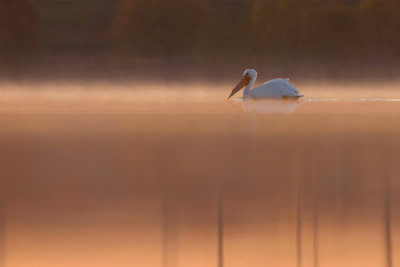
[0,82,399,267]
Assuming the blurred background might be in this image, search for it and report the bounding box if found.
[1,1,400,267]
[2,0,400,80]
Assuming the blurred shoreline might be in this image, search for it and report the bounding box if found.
[2,0,400,83]
[3,58,400,84]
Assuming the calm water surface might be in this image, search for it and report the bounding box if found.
[0,82,400,267]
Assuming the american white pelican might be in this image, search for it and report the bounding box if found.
[228,69,303,99]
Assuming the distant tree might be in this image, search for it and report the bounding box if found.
[0,0,42,74]
[310,1,358,60]
[112,0,205,62]
[111,0,400,70]
[357,0,400,59]
[192,0,253,62]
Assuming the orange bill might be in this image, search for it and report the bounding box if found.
[228,75,250,99]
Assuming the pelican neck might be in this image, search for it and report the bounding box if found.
[243,75,257,97]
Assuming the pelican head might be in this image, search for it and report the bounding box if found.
[228,69,257,99]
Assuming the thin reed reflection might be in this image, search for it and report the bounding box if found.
[0,86,399,267]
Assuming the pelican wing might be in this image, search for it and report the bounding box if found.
[248,78,303,99]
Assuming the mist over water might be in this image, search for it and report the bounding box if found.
[0,81,399,267]
[2,0,400,266]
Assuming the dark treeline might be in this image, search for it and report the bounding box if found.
[1,0,400,79]
[112,0,400,72]
[0,0,42,75]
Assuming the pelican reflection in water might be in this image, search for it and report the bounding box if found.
[242,99,302,113]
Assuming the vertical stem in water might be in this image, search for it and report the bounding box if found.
[313,164,319,267]
[296,181,302,267]
[384,171,392,267]
[162,191,178,267]
[293,155,302,267]
[0,209,5,267]
[217,187,224,267]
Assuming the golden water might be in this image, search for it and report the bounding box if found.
[0,82,399,267]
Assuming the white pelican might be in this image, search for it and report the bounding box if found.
[228,69,303,99]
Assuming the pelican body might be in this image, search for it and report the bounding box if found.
[228,69,303,99]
